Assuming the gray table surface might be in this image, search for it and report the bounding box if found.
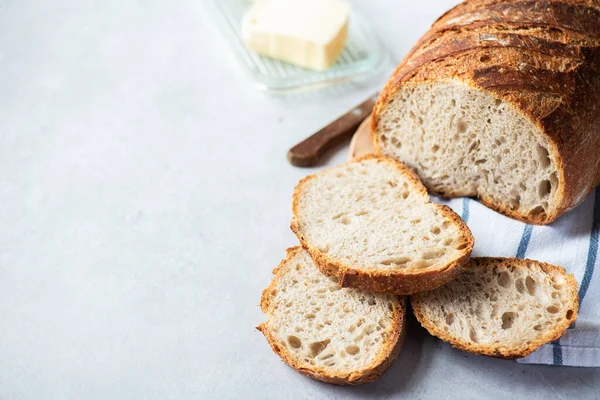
[1,0,599,399]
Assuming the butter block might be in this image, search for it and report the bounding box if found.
[241,0,350,71]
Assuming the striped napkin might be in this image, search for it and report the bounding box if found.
[437,188,600,367]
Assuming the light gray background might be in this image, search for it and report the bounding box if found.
[0,0,598,399]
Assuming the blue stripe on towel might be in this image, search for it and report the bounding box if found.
[552,340,563,365]
[461,198,471,223]
[516,224,533,259]
[551,188,600,364]
[579,187,600,306]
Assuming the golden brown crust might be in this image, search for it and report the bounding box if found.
[258,247,407,385]
[411,257,579,359]
[432,1,600,39]
[371,0,600,225]
[290,155,475,295]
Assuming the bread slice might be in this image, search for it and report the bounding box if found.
[291,155,474,295]
[258,247,406,385]
[411,257,579,359]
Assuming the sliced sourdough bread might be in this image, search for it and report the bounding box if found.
[371,0,600,225]
[291,155,474,295]
[258,247,406,385]
[411,257,579,359]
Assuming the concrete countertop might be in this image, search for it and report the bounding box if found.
[0,0,598,398]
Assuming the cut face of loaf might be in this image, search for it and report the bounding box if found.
[258,247,406,385]
[374,81,559,222]
[411,257,579,359]
[291,155,474,295]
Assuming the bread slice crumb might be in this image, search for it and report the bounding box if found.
[258,247,406,385]
[291,155,474,294]
[411,257,579,359]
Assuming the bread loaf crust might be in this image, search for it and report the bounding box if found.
[372,0,600,224]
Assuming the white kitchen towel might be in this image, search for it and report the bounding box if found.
[437,187,600,367]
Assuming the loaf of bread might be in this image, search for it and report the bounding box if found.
[258,247,406,385]
[372,0,600,224]
[291,155,474,295]
[411,257,578,359]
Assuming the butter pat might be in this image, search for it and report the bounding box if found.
[241,0,350,71]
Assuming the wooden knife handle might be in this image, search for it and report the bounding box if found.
[287,95,378,167]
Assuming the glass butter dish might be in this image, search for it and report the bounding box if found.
[208,0,391,92]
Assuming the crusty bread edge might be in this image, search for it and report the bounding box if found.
[410,256,580,359]
[257,247,407,385]
[291,154,475,295]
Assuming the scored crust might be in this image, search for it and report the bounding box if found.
[411,257,580,359]
[257,247,407,385]
[290,155,475,295]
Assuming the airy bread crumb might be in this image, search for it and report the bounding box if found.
[291,155,474,294]
[411,257,579,359]
[258,247,406,385]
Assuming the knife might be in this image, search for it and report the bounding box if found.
[287,94,378,167]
